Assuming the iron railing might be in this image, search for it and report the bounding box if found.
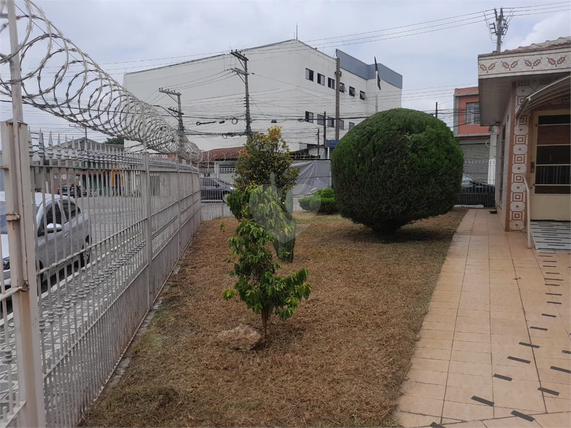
[0,126,201,427]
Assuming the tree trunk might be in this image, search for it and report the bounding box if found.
[261,308,270,342]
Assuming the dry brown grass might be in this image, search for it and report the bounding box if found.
[81,208,467,427]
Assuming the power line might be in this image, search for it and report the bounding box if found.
[13,3,568,77]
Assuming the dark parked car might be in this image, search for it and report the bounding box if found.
[457,174,495,207]
[58,184,86,197]
[199,177,234,201]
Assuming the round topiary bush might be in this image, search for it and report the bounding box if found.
[331,108,463,234]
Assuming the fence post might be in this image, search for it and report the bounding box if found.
[4,1,46,425]
[2,121,47,427]
[142,150,153,308]
[176,155,181,258]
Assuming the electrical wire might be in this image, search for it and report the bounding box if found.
[12,2,568,77]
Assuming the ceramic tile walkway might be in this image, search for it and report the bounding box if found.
[395,209,571,428]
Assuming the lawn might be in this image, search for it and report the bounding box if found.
[82,208,467,427]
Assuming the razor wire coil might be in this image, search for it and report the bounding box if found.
[0,0,201,161]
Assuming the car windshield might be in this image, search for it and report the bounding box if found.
[462,175,474,186]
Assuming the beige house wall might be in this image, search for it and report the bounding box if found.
[497,77,569,231]
[478,37,571,231]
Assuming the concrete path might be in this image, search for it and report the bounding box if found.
[395,209,571,428]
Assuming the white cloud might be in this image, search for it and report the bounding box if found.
[1,0,569,141]
[504,11,571,50]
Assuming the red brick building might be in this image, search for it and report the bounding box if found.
[453,87,492,183]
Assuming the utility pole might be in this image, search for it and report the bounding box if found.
[317,128,320,158]
[231,50,252,138]
[435,102,438,119]
[335,57,341,140]
[489,8,510,53]
[323,111,327,159]
[159,88,184,133]
[159,87,184,256]
[159,87,185,154]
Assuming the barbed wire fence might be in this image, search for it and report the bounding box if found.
[0,1,204,426]
[0,0,202,162]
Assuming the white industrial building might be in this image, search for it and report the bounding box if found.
[123,39,403,155]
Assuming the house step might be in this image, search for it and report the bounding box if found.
[530,220,571,251]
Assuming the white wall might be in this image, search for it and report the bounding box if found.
[123,40,402,153]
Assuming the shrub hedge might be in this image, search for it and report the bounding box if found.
[331,108,463,234]
[299,188,337,214]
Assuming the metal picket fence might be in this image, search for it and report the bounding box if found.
[0,126,201,427]
[0,1,204,424]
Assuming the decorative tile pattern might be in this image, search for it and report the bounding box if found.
[513,145,527,154]
[505,76,565,231]
[513,154,525,164]
[479,46,570,78]
[514,135,527,144]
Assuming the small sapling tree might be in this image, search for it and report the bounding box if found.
[232,126,300,261]
[223,183,311,341]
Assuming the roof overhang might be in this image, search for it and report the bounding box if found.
[478,76,515,125]
[477,41,571,125]
[516,75,571,118]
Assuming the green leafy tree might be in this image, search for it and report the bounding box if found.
[224,184,311,341]
[332,108,463,234]
[234,126,299,200]
[232,127,299,261]
[105,137,124,146]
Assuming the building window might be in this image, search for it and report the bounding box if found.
[465,102,480,125]
[328,78,335,89]
[339,83,345,93]
[317,73,325,85]
[349,86,356,97]
[305,111,314,123]
[327,117,334,128]
[305,68,314,81]
[534,114,571,195]
[360,91,366,100]
[317,114,324,126]
[339,119,345,130]
[349,122,355,130]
